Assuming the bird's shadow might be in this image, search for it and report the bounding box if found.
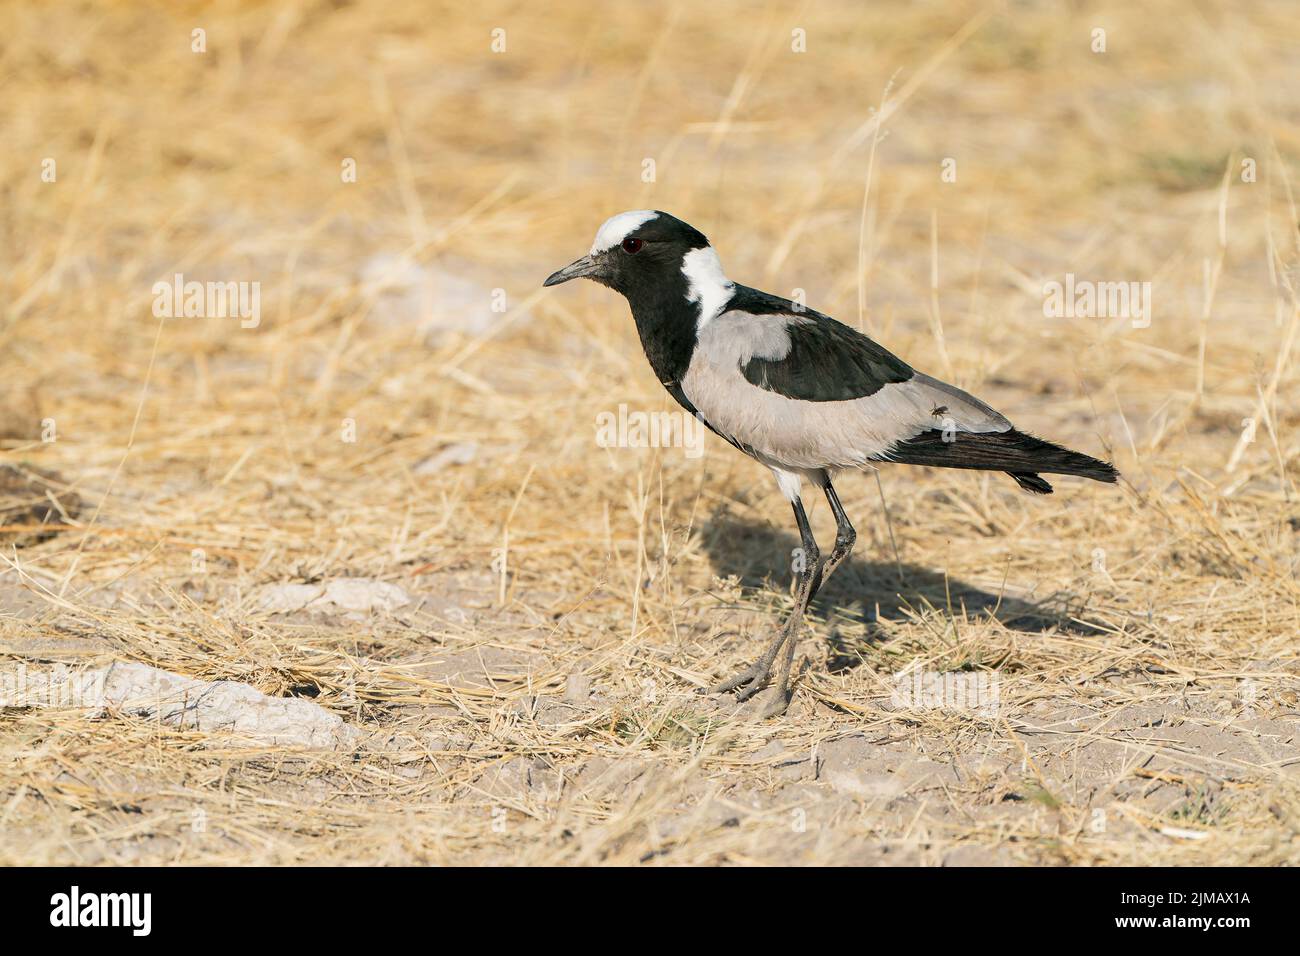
[700,508,1105,673]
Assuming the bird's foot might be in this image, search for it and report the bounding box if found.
[704,657,775,700]
[703,627,792,702]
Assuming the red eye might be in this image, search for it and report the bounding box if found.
[621,237,644,253]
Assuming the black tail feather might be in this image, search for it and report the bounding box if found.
[1008,471,1054,494]
[882,428,1119,494]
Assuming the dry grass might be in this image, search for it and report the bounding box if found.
[1,0,1298,865]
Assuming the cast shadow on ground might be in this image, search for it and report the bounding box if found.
[701,511,1106,673]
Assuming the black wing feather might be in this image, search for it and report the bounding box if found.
[727,286,913,402]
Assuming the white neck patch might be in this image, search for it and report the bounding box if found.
[681,245,734,329]
[590,210,659,254]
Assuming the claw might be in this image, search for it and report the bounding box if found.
[734,675,770,702]
[706,632,785,697]
[705,666,762,696]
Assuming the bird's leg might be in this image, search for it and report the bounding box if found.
[756,481,856,718]
[816,479,858,592]
[708,497,820,709]
[757,614,802,718]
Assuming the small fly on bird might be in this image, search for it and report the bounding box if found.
[544,210,1118,717]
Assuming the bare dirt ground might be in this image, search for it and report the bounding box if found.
[2,0,1298,865]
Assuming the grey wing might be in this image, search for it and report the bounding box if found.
[897,371,1012,435]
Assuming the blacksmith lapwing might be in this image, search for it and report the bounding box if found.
[544,210,1118,717]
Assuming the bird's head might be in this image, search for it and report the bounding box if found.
[543,210,714,298]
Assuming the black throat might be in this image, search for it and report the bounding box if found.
[618,258,713,387]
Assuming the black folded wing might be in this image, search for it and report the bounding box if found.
[726,286,914,402]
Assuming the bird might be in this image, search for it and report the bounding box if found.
[544,210,1118,717]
